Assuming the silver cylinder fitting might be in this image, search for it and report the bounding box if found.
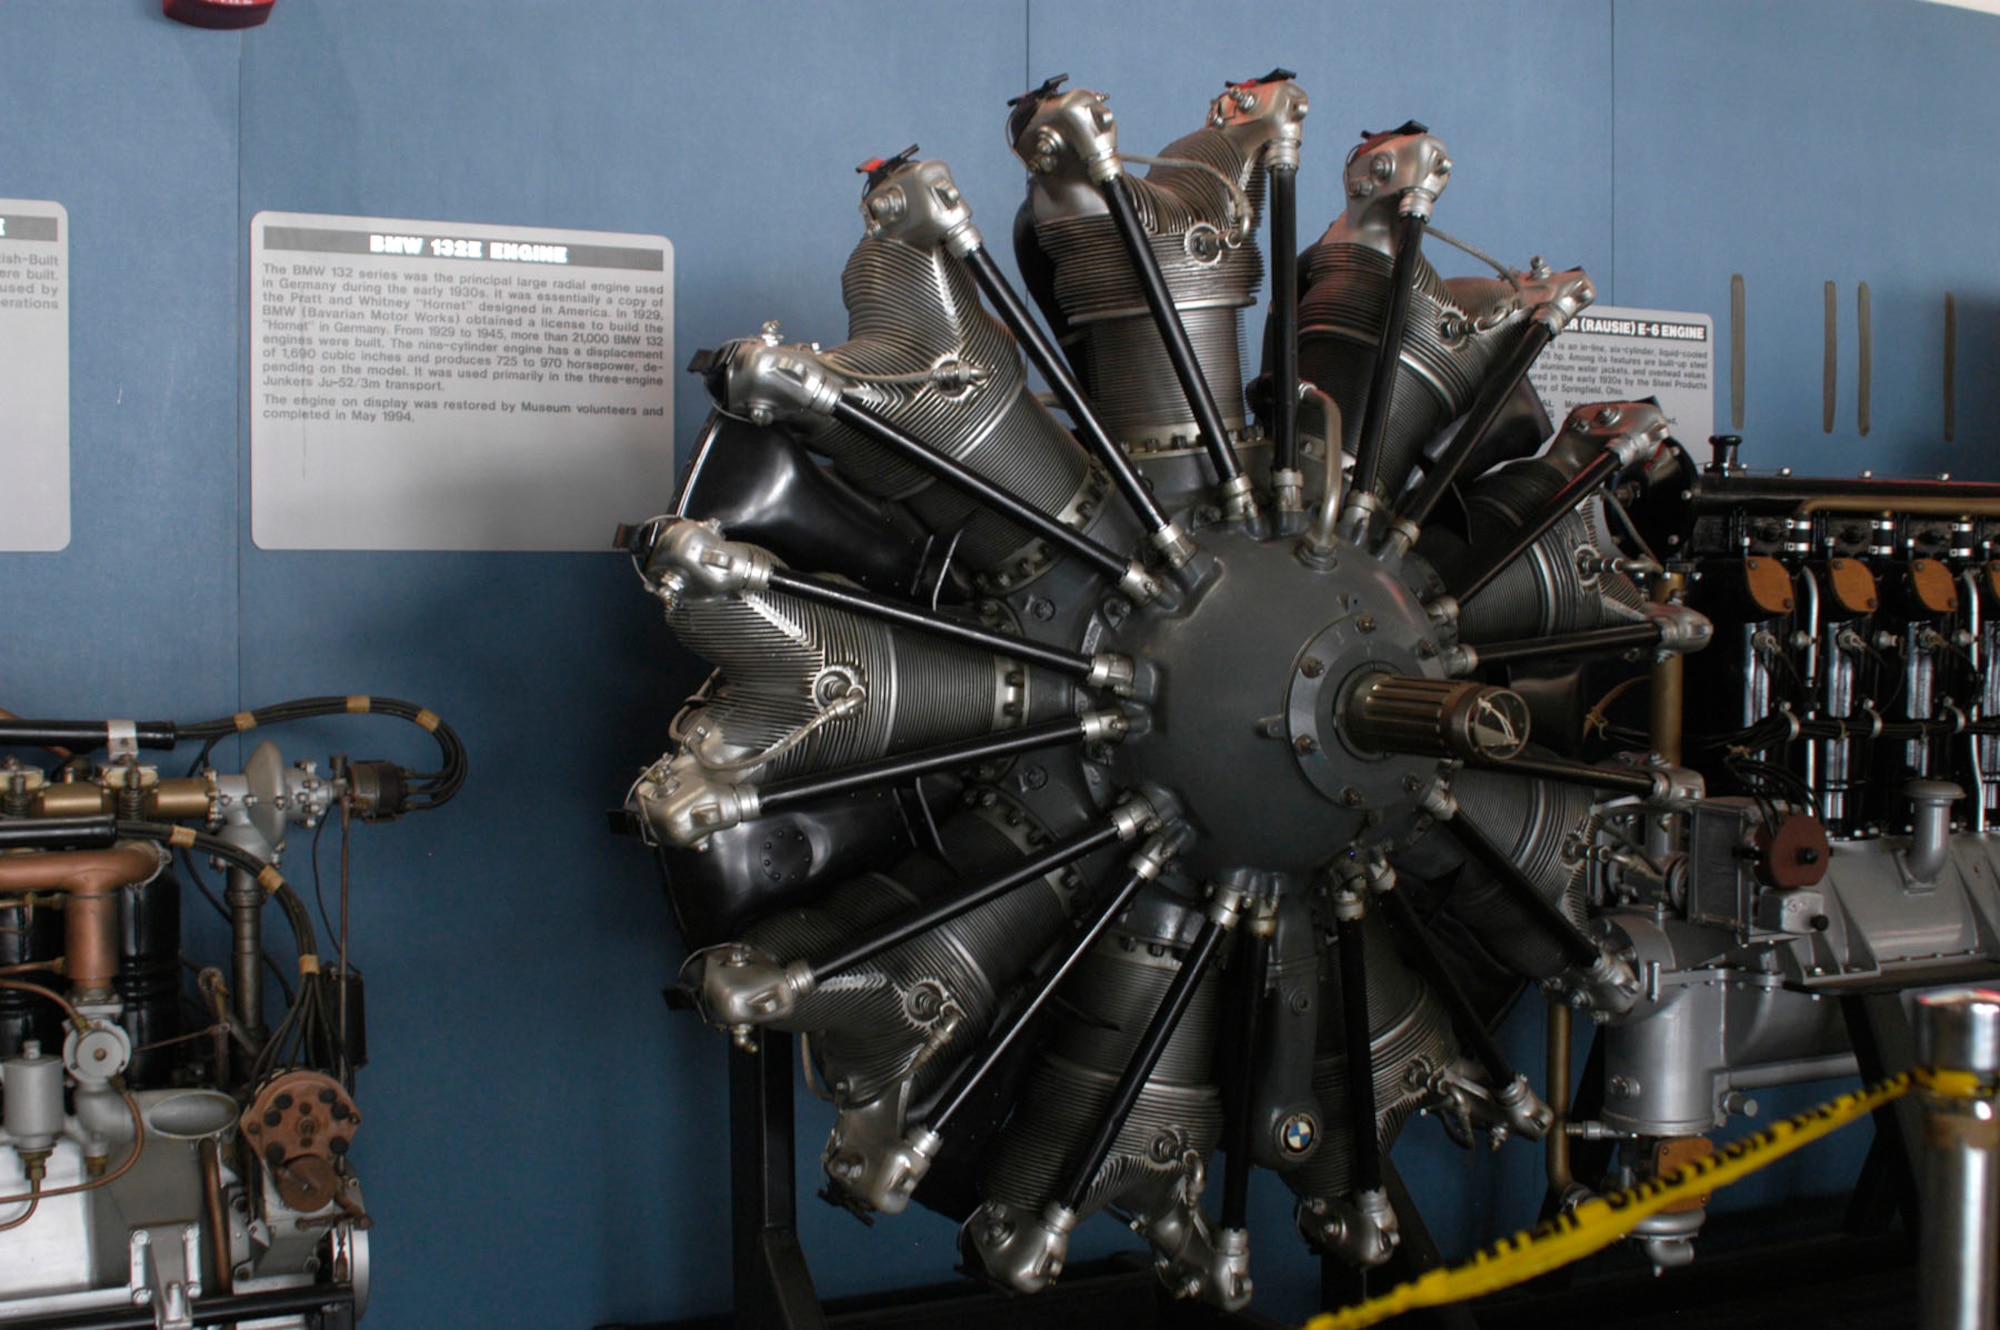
[1907,780,1965,883]
[1917,989,2000,1330]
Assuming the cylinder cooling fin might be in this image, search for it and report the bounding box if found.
[619,66,2000,1317]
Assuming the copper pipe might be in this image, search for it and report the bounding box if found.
[1546,1001,1573,1193]
[200,1137,234,1295]
[0,847,159,993]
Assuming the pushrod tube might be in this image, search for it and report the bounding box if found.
[1347,211,1428,506]
[1469,752,1661,800]
[756,714,1107,813]
[809,819,1126,981]
[1219,923,1272,1230]
[958,245,1182,552]
[1378,888,1517,1085]
[1453,448,1620,607]
[1466,621,1663,667]
[1268,164,1300,477]
[828,397,1137,586]
[1099,172,1248,488]
[1447,809,1603,969]
[1057,915,1229,1213]
[1335,913,1383,1195]
[1398,320,1556,529]
[764,568,1097,679]
[927,859,1157,1132]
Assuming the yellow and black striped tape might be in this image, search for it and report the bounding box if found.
[1303,1071,1918,1330]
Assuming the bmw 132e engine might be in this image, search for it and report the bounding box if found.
[619,71,2000,1309]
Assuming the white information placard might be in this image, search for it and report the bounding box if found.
[1528,305,1714,448]
[0,200,69,552]
[251,211,672,550]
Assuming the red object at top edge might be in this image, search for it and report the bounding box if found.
[163,0,276,30]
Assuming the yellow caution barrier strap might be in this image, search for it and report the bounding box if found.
[1304,1071,1918,1330]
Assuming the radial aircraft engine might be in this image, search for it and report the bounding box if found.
[612,73,1997,1310]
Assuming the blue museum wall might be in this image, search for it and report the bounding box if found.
[2,2,1999,1326]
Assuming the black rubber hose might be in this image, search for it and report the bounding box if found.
[0,721,177,751]
[115,820,318,967]
[179,695,467,810]
[1058,914,1227,1214]
[1100,172,1246,486]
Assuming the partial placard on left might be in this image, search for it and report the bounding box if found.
[0,201,70,552]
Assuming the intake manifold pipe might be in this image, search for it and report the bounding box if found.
[0,844,163,998]
[1906,779,1964,882]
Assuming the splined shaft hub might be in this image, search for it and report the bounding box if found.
[1342,674,1530,761]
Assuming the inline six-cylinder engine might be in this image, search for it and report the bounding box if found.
[621,71,2000,1308]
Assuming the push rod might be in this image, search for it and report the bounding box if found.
[1268,163,1301,477]
[1099,172,1248,488]
[1219,923,1271,1230]
[828,397,1137,586]
[756,714,1111,814]
[1058,914,1228,1213]
[1446,808,1603,968]
[1348,211,1428,506]
[1453,448,1620,607]
[1379,888,1516,1086]
[959,244,1183,552]
[1470,751,1662,799]
[810,819,1126,982]
[1336,913,1384,1195]
[764,568,1098,679]
[927,858,1157,1132]
[1467,621,1664,667]
[1398,320,1556,529]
